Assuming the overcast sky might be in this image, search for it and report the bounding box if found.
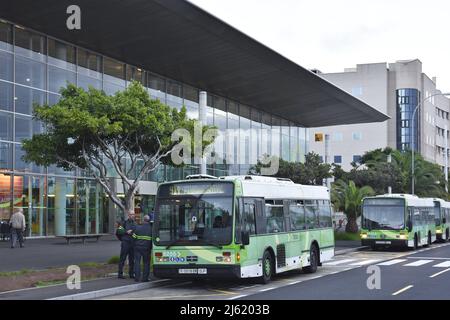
[190,0,450,92]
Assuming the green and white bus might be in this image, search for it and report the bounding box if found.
[360,194,436,250]
[152,175,335,283]
[429,198,450,242]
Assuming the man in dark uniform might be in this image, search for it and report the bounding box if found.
[132,215,153,282]
[117,210,136,279]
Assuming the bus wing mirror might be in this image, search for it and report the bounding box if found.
[407,220,413,232]
[241,231,250,246]
[443,218,447,224]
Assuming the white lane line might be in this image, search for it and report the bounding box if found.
[287,280,302,285]
[430,268,450,278]
[404,260,434,267]
[408,257,450,260]
[228,295,247,300]
[324,259,357,266]
[349,259,380,266]
[377,259,407,266]
[392,285,414,296]
[259,287,276,292]
[433,261,450,268]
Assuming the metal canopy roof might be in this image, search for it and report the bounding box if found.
[0,0,389,127]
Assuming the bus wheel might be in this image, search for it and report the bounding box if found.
[446,229,449,242]
[303,244,319,274]
[258,251,273,284]
[427,232,432,246]
[413,234,419,250]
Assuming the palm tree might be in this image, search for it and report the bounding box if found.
[332,180,375,233]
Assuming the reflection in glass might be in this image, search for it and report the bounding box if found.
[126,66,145,85]
[15,55,46,89]
[103,57,125,86]
[0,21,13,52]
[0,142,12,170]
[48,39,76,71]
[15,85,46,115]
[0,51,13,81]
[0,111,13,141]
[48,65,76,93]
[14,27,46,62]
[0,81,13,111]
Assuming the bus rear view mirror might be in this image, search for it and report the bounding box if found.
[407,220,413,232]
[241,231,250,246]
[443,218,447,224]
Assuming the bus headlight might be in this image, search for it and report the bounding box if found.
[399,234,407,240]
[436,228,442,234]
[361,233,368,239]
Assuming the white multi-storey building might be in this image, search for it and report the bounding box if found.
[310,59,450,172]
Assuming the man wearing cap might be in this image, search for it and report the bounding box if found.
[132,215,153,282]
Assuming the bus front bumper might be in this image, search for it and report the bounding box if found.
[153,264,241,279]
[362,239,408,248]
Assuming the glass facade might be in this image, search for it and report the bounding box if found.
[0,20,308,236]
[397,88,420,152]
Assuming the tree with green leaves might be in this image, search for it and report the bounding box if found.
[22,82,215,216]
[249,152,332,185]
[331,180,375,233]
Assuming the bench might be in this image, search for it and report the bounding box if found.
[59,234,104,244]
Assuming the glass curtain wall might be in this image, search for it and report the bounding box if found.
[0,19,308,235]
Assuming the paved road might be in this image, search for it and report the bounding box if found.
[102,242,450,300]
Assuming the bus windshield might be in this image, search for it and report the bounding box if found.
[155,182,234,246]
[362,198,405,230]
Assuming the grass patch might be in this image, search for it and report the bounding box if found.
[34,280,66,288]
[0,269,33,277]
[108,256,120,264]
[334,231,361,241]
[79,262,103,268]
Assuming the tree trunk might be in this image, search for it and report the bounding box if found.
[345,215,359,233]
[124,194,135,217]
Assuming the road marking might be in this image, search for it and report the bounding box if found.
[287,280,302,285]
[408,257,450,260]
[433,261,450,268]
[430,268,450,278]
[228,295,247,300]
[259,287,276,292]
[324,259,357,266]
[404,260,434,267]
[392,285,414,296]
[349,259,380,266]
[377,259,407,266]
[211,289,235,295]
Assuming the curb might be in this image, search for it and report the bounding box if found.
[47,280,167,300]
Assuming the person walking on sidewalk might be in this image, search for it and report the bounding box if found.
[10,209,26,249]
[117,210,136,279]
[132,215,153,282]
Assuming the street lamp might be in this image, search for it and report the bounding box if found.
[411,92,450,195]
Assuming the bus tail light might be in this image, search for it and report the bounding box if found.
[155,252,163,257]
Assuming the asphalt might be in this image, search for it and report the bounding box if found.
[240,243,450,300]
[0,235,120,272]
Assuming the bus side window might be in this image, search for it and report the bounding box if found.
[235,199,242,243]
[243,202,256,235]
[289,200,305,230]
[304,200,318,229]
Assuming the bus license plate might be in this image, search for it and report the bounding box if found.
[178,268,207,274]
[375,241,391,244]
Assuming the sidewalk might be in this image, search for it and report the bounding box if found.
[0,235,120,272]
[0,276,152,300]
